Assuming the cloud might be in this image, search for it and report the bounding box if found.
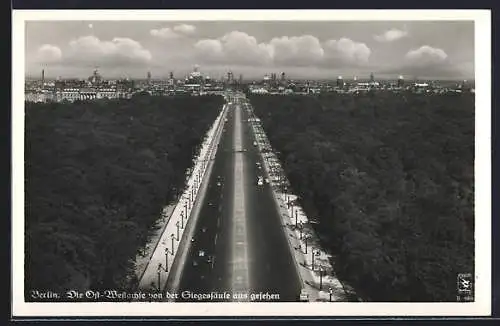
[269,35,324,66]
[378,46,461,78]
[323,38,371,65]
[374,29,408,42]
[194,31,272,65]
[194,39,224,59]
[194,31,370,67]
[173,24,196,35]
[65,35,152,66]
[36,44,62,63]
[405,45,448,65]
[151,24,197,39]
[150,27,180,39]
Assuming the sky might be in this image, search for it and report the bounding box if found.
[25,20,475,80]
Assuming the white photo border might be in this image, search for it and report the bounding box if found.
[12,9,492,317]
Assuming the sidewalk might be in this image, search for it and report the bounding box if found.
[133,203,176,282]
[249,112,353,302]
[136,104,228,292]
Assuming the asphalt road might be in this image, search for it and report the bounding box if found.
[172,99,302,302]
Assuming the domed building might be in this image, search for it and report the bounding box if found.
[185,65,204,85]
[88,68,103,86]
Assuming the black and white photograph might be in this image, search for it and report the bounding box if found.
[12,10,491,317]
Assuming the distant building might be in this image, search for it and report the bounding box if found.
[336,76,344,88]
[25,90,53,103]
[88,68,103,86]
[398,75,404,88]
[56,88,80,102]
[204,75,212,87]
[186,66,204,85]
[249,86,269,94]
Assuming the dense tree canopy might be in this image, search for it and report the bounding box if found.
[249,92,474,301]
[25,95,223,299]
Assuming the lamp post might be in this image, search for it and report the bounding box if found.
[180,211,184,229]
[176,221,180,240]
[319,266,324,290]
[184,203,188,221]
[299,222,303,240]
[312,249,319,270]
[329,287,333,302]
[157,263,162,292]
[164,248,169,272]
[304,235,308,254]
[295,209,298,226]
[170,233,175,255]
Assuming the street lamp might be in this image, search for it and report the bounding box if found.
[164,248,169,272]
[184,203,188,221]
[329,287,333,302]
[299,222,303,240]
[319,266,324,290]
[170,233,175,255]
[176,221,180,240]
[295,209,298,226]
[180,211,184,229]
[157,263,162,292]
[304,235,308,254]
[312,249,320,270]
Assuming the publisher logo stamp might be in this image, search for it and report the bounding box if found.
[456,273,474,302]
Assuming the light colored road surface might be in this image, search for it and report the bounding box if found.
[230,104,250,301]
[174,95,302,302]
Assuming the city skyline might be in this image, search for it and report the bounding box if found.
[25,20,474,81]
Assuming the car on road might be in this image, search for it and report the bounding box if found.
[257,176,264,186]
[299,289,310,302]
[192,250,213,267]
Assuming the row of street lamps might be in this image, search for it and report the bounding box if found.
[252,113,332,297]
[155,106,227,293]
[247,103,338,302]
